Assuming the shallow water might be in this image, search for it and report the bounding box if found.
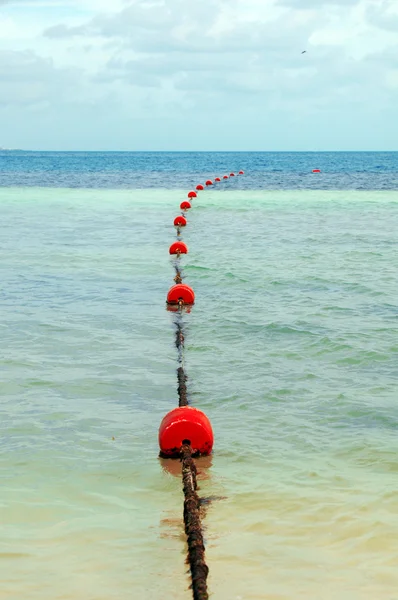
[1,187,398,599]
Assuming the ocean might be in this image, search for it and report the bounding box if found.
[1,152,398,600]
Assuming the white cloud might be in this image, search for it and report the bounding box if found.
[0,0,397,149]
[365,0,398,32]
[278,0,361,7]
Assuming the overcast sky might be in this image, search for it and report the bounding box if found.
[0,0,397,150]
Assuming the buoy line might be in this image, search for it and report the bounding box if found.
[159,171,244,599]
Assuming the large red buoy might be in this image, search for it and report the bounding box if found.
[223,175,229,179]
[174,215,187,227]
[180,201,191,210]
[215,177,221,182]
[312,169,321,173]
[239,170,244,175]
[159,407,213,457]
[230,173,235,177]
[169,241,188,255]
[167,283,195,305]
[196,184,204,191]
[205,180,213,186]
[188,191,197,198]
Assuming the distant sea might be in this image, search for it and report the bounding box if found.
[1,151,398,600]
[1,150,398,189]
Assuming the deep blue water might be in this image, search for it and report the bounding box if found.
[1,151,397,189]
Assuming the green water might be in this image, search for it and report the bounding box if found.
[1,188,398,599]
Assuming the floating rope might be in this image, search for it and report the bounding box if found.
[173,216,209,594]
[159,170,244,598]
[177,366,188,407]
[174,261,183,284]
[181,442,209,600]
[175,309,189,408]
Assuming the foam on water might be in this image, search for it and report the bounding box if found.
[1,188,398,599]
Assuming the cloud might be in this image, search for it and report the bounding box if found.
[43,23,77,37]
[0,49,81,107]
[44,0,228,45]
[365,0,398,32]
[41,0,396,98]
[1,0,398,149]
[42,0,323,69]
[0,1,71,5]
[278,0,360,7]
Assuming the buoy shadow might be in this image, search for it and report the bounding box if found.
[159,454,213,478]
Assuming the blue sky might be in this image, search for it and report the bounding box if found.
[0,0,397,150]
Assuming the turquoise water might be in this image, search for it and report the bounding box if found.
[1,188,398,599]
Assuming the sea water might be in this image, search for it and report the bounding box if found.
[1,153,398,600]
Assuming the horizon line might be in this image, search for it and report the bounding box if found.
[2,149,398,153]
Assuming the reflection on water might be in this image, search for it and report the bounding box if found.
[159,454,214,478]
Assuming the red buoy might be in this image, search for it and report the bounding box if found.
[312,169,321,173]
[180,201,191,210]
[239,170,244,175]
[188,191,197,198]
[215,177,221,182]
[223,175,229,179]
[205,180,213,186]
[169,241,188,255]
[174,215,187,227]
[159,407,213,457]
[230,173,235,177]
[167,283,195,305]
[196,184,204,191]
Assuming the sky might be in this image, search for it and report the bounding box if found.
[0,0,397,150]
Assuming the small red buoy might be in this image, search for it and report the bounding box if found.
[312,169,321,173]
[167,283,195,305]
[239,170,244,175]
[205,180,213,186]
[223,175,229,179]
[196,184,204,191]
[230,173,235,177]
[215,177,221,182]
[188,191,197,199]
[159,406,213,457]
[169,241,188,255]
[180,201,191,210]
[174,215,187,227]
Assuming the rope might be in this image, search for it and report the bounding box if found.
[169,183,242,598]
[181,443,209,600]
[175,309,189,407]
[177,365,188,407]
[173,260,189,407]
[164,173,244,596]
[173,302,209,595]
[175,318,209,594]
[174,312,185,359]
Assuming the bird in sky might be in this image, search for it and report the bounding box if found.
[301,50,307,54]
